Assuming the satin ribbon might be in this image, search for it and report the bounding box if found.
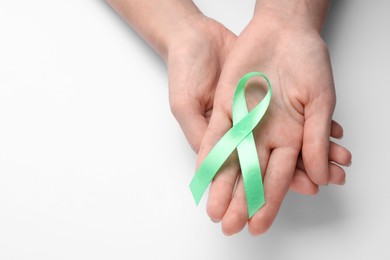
[189,72,272,218]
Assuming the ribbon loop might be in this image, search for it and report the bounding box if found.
[189,72,272,218]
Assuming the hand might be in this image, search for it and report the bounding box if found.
[197,12,351,235]
[166,15,235,152]
[167,14,349,195]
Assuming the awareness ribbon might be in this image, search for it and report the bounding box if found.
[189,72,272,218]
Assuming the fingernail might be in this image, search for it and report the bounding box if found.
[210,218,220,223]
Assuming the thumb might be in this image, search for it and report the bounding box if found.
[302,96,335,185]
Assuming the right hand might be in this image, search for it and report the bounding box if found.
[165,14,349,201]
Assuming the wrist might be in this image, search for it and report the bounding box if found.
[106,0,203,61]
[154,10,205,60]
[159,12,206,60]
[241,8,329,69]
[254,0,330,33]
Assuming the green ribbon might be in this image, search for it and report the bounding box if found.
[189,72,272,218]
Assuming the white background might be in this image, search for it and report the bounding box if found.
[1,1,389,259]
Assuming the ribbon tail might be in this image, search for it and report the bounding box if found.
[189,128,244,205]
[237,132,265,218]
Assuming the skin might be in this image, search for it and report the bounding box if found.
[197,1,352,235]
[106,0,352,236]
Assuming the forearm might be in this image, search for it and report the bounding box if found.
[254,0,330,32]
[106,0,202,59]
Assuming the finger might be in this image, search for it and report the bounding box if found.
[302,97,335,185]
[248,147,298,235]
[169,96,208,153]
[292,141,351,192]
[220,139,270,233]
[220,175,248,235]
[296,154,348,184]
[331,120,344,139]
[289,120,344,194]
[329,163,346,185]
[289,168,319,195]
[196,109,239,222]
[290,163,346,193]
[291,154,319,194]
[298,142,351,170]
[206,153,240,223]
[329,141,352,166]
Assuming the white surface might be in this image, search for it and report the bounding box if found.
[0,1,389,259]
